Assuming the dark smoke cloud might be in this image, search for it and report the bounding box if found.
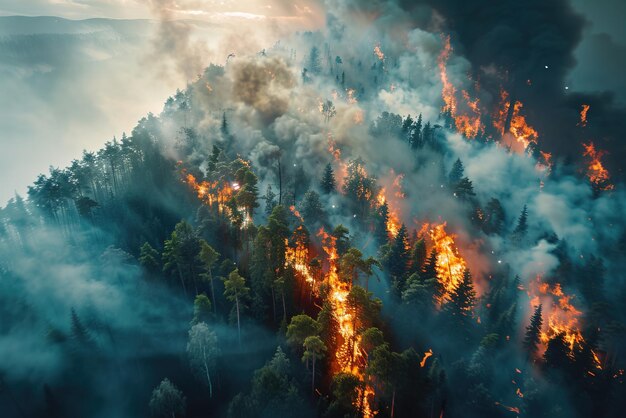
[329,0,626,180]
[231,57,296,123]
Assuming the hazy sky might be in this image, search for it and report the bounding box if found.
[0,0,624,205]
[0,0,324,20]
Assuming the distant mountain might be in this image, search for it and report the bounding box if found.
[0,15,154,36]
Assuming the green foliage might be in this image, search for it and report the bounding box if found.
[192,294,212,324]
[286,314,320,348]
[149,378,186,418]
[523,304,543,358]
[321,163,336,194]
[139,242,161,274]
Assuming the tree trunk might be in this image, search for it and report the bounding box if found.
[209,269,216,313]
[235,297,241,345]
[281,290,287,322]
[177,264,188,296]
[203,345,213,397]
[311,356,316,395]
[271,285,277,322]
[277,159,283,205]
[391,387,396,418]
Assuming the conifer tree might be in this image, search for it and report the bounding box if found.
[523,304,543,358]
[511,205,529,244]
[321,163,336,194]
[387,224,410,290]
[448,158,465,185]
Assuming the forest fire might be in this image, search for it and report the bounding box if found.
[184,173,233,214]
[285,226,315,287]
[373,43,385,61]
[493,89,539,153]
[579,104,590,127]
[183,172,252,228]
[438,36,484,138]
[328,135,349,189]
[428,223,468,305]
[318,228,376,418]
[528,278,587,356]
[582,142,614,191]
[420,349,433,368]
[376,171,405,238]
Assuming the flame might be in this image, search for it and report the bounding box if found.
[327,134,348,190]
[494,89,539,153]
[376,169,405,238]
[495,402,520,414]
[438,36,457,117]
[438,36,484,138]
[578,104,590,127]
[428,222,468,305]
[582,142,614,191]
[420,349,433,368]
[290,205,304,223]
[285,226,315,286]
[184,172,251,228]
[346,88,358,105]
[318,228,376,417]
[353,110,364,125]
[527,277,591,358]
[373,43,384,61]
[535,151,553,174]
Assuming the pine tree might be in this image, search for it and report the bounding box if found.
[512,205,528,242]
[321,163,336,194]
[375,201,390,243]
[482,198,505,235]
[223,269,250,345]
[263,185,277,216]
[448,158,464,185]
[454,177,476,199]
[401,115,414,142]
[544,332,571,371]
[409,239,427,275]
[387,224,410,290]
[445,269,476,316]
[410,114,423,149]
[422,248,438,280]
[523,304,543,358]
[422,121,432,145]
[139,241,160,274]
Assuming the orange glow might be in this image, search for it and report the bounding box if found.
[527,277,592,358]
[494,89,539,153]
[353,110,364,125]
[438,36,457,117]
[184,172,251,228]
[285,226,315,287]
[373,43,385,61]
[535,151,553,174]
[495,402,520,414]
[582,142,614,191]
[376,171,405,238]
[578,104,590,127]
[289,205,304,223]
[438,36,484,138]
[346,88,358,105]
[327,135,348,190]
[428,222,468,305]
[318,228,376,417]
[420,349,433,368]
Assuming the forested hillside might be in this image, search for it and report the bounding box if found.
[1,4,626,418]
